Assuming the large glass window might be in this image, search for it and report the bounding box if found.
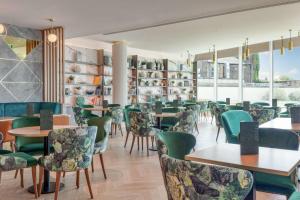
[243,51,270,103]
[197,60,214,100]
[273,47,300,106]
[217,57,239,103]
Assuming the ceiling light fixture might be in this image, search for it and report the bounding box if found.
[280,36,285,55]
[47,19,57,43]
[0,23,7,37]
[211,45,216,63]
[288,29,293,51]
[242,38,250,60]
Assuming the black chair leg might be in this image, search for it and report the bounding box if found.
[124,130,130,148]
[216,127,221,142]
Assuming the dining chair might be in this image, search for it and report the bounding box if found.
[214,106,226,142]
[110,107,123,136]
[279,103,296,118]
[208,101,217,124]
[0,130,38,197]
[81,105,98,119]
[38,126,97,200]
[157,131,196,160]
[221,110,253,144]
[185,104,200,135]
[156,137,254,200]
[252,101,270,107]
[73,106,87,126]
[159,107,180,131]
[129,111,159,156]
[169,111,195,135]
[256,128,299,198]
[289,192,300,200]
[249,108,275,125]
[123,108,140,148]
[87,116,112,179]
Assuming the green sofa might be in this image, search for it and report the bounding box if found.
[0,102,62,117]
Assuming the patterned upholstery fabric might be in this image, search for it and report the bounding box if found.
[215,106,226,128]
[130,111,159,137]
[209,102,217,119]
[39,127,97,172]
[73,106,87,126]
[249,109,275,125]
[0,154,27,171]
[170,111,194,134]
[93,117,112,154]
[138,103,153,113]
[110,107,123,125]
[161,154,253,200]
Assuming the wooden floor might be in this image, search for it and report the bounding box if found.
[0,118,288,200]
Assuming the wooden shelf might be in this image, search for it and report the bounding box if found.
[65,60,100,66]
[65,94,99,97]
[65,83,100,86]
[65,72,100,76]
[137,68,166,72]
[138,77,166,80]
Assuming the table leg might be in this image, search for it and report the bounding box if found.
[245,171,256,200]
[28,137,64,194]
[156,116,161,128]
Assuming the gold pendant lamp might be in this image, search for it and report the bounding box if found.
[280,36,285,55]
[288,29,293,51]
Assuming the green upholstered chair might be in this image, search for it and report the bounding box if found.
[169,111,195,135]
[38,127,97,200]
[221,110,253,143]
[198,101,209,120]
[185,104,200,135]
[159,107,180,131]
[12,117,43,155]
[252,102,270,107]
[256,128,299,198]
[215,106,227,142]
[88,116,112,179]
[72,106,87,126]
[156,138,254,200]
[216,100,226,105]
[157,131,196,160]
[123,108,140,148]
[226,105,243,110]
[81,105,98,119]
[208,101,217,124]
[289,192,300,200]
[129,111,160,156]
[279,103,296,118]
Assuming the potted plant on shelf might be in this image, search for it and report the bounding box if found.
[153,80,158,86]
[170,81,175,86]
[177,72,183,79]
[67,75,75,84]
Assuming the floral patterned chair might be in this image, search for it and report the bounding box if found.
[208,101,217,124]
[0,133,38,198]
[185,105,200,135]
[72,106,87,126]
[169,111,195,135]
[198,101,209,121]
[156,138,254,200]
[249,108,275,125]
[110,107,124,137]
[129,111,160,156]
[38,127,97,200]
[87,116,112,179]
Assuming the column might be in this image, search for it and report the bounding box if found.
[238,46,243,102]
[269,41,274,104]
[112,41,128,106]
[213,51,218,101]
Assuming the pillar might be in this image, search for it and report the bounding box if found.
[112,41,128,106]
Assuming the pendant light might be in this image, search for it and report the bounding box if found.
[212,45,216,63]
[245,38,250,59]
[47,19,57,43]
[0,23,7,37]
[280,36,285,55]
[288,29,293,51]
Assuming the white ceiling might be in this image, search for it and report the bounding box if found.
[1,0,300,55]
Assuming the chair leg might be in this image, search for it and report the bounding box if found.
[124,130,129,148]
[141,137,143,151]
[91,156,94,173]
[110,124,113,137]
[216,127,221,142]
[76,170,80,189]
[137,136,140,151]
[10,141,14,152]
[54,172,61,200]
[20,169,24,188]
[146,136,149,156]
[38,166,44,196]
[151,136,154,148]
[129,135,136,154]
[195,122,200,135]
[31,166,38,198]
[84,168,94,199]
[63,171,66,177]
[0,171,2,183]
[119,124,123,136]
[115,123,117,135]
[99,154,107,179]
[14,169,18,179]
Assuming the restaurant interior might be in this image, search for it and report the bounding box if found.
[1,0,300,200]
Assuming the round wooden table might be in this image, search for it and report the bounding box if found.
[8,125,77,194]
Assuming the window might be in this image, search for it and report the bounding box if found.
[197,60,214,100]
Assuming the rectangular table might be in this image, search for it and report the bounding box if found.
[260,117,300,132]
[185,143,300,200]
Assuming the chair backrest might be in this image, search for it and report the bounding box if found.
[87,116,112,143]
[221,110,253,143]
[162,107,180,113]
[129,111,154,136]
[160,154,253,200]
[81,104,94,117]
[252,102,270,107]
[259,128,299,150]
[48,126,97,171]
[157,131,196,160]
[12,117,42,150]
[72,106,86,126]
[110,107,123,124]
[250,109,275,125]
[226,105,244,110]
[108,104,121,108]
[170,111,194,135]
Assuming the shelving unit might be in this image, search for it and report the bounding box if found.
[64,46,113,106]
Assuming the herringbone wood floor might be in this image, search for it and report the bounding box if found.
[0,119,288,200]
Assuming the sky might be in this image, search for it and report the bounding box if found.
[259,47,300,81]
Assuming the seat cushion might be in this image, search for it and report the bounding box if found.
[7,152,38,167]
[256,172,296,197]
[289,192,300,200]
[0,149,12,154]
[19,143,44,155]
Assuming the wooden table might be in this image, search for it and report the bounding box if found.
[8,125,77,194]
[260,117,300,132]
[83,106,110,116]
[185,143,300,200]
